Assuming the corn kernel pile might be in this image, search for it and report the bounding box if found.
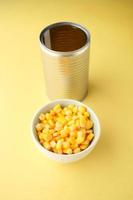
[35,104,94,154]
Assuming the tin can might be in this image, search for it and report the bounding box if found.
[39,22,90,101]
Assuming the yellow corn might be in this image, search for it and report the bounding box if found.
[53,148,58,153]
[70,124,77,131]
[62,141,70,149]
[68,104,74,109]
[67,136,75,144]
[50,140,56,148]
[45,113,50,120]
[86,120,93,129]
[87,132,94,141]
[35,123,44,131]
[60,129,69,138]
[76,131,85,144]
[73,147,81,153]
[79,117,86,128]
[78,106,86,113]
[65,109,72,116]
[53,132,58,137]
[70,131,77,137]
[50,109,56,116]
[56,140,63,150]
[80,144,88,150]
[53,104,62,113]
[39,133,44,140]
[44,133,52,142]
[71,143,78,150]
[63,148,72,154]
[55,121,63,131]
[36,104,94,154]
[39,113,45,121]
[43,142,51,150]
[67,120,75,126]
[48,119,54,128]
[84,111,90,118]
[73,106,78,114]
[57,149,63,154]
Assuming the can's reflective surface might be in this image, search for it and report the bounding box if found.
[39,22,90,100]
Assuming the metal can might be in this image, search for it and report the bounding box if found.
[39,22,90,101]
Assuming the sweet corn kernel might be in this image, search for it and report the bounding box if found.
[64,125,70,133]
[52,116,57,122]
[73,147,81,153]
[65,109,72,116]
[80,144,88,150]
[49,129,55,134]
[42,119,47,124]
[55,121,63,131]
[40,139,44,144]
[37,131,41,136]
[86,120,93,129]
[44,133,52,142]
[53,104,62,113]
[57,149,63,154]
[70,131,77,137]
[67,120,75,126]
[82,140,90,146]
[70,143,78,150]
[63,148,72,154]
[54,135,61,142]
[79,117,86,128]
[78,106,86,113]
[72,115,78,121]
[63,141,70,149]
[76,119,80,128]
[48,119,55,128]
[57,116,66,125]
[45,113,50,120]
[84,111,90,118]
[76,130,85,144]
[53,132,58,137]
[65,116,72,122]
[61,110,65,115]
[63,107,68,112]
[70,124,77,131]
[77,112,83,118]
[77,130,85,138]
[39,133,45,140]
[50,140,56,148]
[43,124,50,130]
[77,136,85,144]
[50,110,56,116]
[86,129,93,134]
[87,132,94,141]
[43,142,51,150]
[67,136,75,144]
[73,106,78,114]
[53,148,58,153]
[36,123,44,131]
[60,129,69,138]
[39,113,45,121]
[56,140,63,150]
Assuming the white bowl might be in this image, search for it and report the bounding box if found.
[31,99,101,163]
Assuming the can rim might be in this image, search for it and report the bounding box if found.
[39,21,90,57]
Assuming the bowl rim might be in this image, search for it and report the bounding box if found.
[31,99,101,157]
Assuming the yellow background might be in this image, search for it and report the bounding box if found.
[0,0,133,199]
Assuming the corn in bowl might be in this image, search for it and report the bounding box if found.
[35,104,94,154]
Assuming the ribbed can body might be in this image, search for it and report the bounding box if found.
[39,22,90,101]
